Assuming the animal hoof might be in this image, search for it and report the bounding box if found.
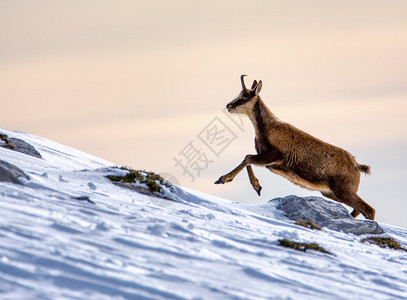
[214,179,224,184]
[256,186,262,196]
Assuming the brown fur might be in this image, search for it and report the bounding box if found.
[215,75,375,220]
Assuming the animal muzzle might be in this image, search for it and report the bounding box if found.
[226,103,234,112]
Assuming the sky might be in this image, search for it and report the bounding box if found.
[1,0,406,227]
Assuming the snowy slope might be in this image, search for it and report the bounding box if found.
[1,128,407,300]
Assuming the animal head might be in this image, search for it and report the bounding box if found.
[226,75,262,115]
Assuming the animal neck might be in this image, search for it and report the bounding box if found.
[247,97,279,135]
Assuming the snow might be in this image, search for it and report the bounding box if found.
[1,128,407,300]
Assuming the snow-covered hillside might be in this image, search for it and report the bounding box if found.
[1,128,407,300]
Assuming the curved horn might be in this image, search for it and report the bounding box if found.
[240,74,247,90]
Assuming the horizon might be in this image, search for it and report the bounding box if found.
[1,0,406,227]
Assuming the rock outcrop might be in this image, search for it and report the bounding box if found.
[3,137,42,159]
[0,160,30,184]
[272,195,384,235]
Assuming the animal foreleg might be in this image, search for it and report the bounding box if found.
[214,156,249,184]
[215,152,279,186]
[246,165,262,196]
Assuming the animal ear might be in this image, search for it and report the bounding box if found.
[254,80,262,95]
[251,80,258,89]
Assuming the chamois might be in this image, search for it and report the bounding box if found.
[215,75,375,220]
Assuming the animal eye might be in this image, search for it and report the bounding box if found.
[242,94,249,101]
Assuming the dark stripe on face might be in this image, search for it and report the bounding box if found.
[232,98,247,106]
[228,92,251,108]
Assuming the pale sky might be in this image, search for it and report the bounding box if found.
[1,0,406,227]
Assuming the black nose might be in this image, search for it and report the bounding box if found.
[226,103,232,110]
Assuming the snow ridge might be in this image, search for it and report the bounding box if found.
[1,128,407,300]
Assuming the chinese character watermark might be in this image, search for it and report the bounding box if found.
[173,108,248,183]
[173,141,213,182]
[198,117,237,157]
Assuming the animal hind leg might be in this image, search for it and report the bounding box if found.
[350,209,361,218]
[321,191,340,202]
[246,165,262,196]
[353,194,375,220]
[331,188,375,220]
[322,191,361,218]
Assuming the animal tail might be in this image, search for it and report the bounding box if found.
[358,164,371,175]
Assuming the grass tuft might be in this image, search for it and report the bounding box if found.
[361,237,407,252]
[279,239,330,254]
[107,168,172,194]
[0,133,16,150]
[295,220,322,230]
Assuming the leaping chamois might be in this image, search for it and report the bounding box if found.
[215,75,375,220]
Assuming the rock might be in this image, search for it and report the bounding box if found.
[271,195,384,235]
[5,138,42,159]
[1,134,42,159]
[0,160,30,184]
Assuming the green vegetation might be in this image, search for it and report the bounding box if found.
[295,220,322,230]
[279,239,330,254]
[0,133,16,150]
[361,236,407,252]
[107,168,172,194]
